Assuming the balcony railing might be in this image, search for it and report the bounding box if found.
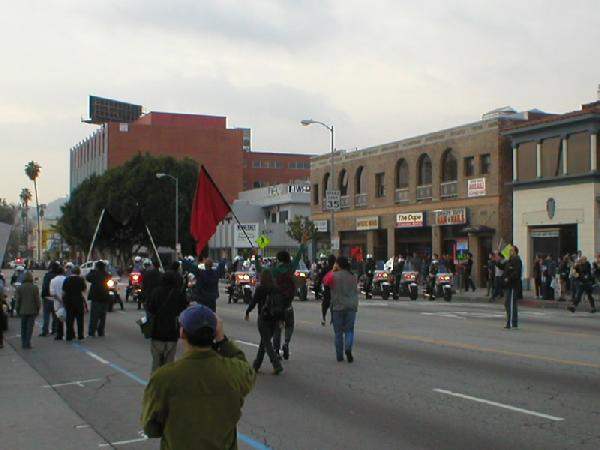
[340,195,350,209]
[440,180,458,198]
[395,188,409,203]
[416,184,432,200]
[355,193,368,207]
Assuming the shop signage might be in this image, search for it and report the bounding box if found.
[234,223,259,248]
[331,237,340,250]
[288,185,311,194]
[467,178,486,197]
[432,208,467,226]
[395,212,424,228]
[356,216,379,231]
[531,230,559,238]
[313,220,328,232]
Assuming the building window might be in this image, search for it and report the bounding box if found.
[279,210,289,223]
[395,159,409,189]
[441,149,458,181]
[464,156,475,177]
[338,169,348,195]
[417,154,432,185]
[480,154,491,175]
[375,173,385,198]
[323,172,331,195]
[253,181,262,188]
[313,184,319,204]
[271,212,277,223]
[252,160,260,169]
[355,166,365,194]
[274,161,283,169]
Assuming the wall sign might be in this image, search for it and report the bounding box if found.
[396,212,424,228]
[467,178,486,197]
[313,220,328,232]
[356,216,379,231]
[234,223,259,248]
[531,230,559,238]
[432,208,467,226]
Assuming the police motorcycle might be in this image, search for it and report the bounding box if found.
[104,263,124,312]
[230,260,256,304]
[362,255,377,299]
[9,267,26,317]
[400,269,420,300]
[372,259,394,300]
[126,256,144,303]
[425,259,453,302]
[294,261,310,301]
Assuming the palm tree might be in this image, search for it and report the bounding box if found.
[19,188,32,249]
[25,161,41,261]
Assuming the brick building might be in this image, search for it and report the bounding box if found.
[69,110,312,202]
[310,108,545,285]
[504,100,600,280]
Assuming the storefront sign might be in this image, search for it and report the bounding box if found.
[234,223,259,248]
[531,230,559,238]
[313,220,328,232]
[356,216,379,231]
[396,212,424,228]
[331,237,340,250]
[432,208,467,226]
[288,185,311,194]
[467,178,486,197]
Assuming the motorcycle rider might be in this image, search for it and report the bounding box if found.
[428,255,440,300]
[364,254,376,299]
[228,256,243,303]
[392,255,405,299]
[141,259,161,311]
[126,256,144,302]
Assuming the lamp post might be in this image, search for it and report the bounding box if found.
[156,173,179,257]
[301,119,335,248]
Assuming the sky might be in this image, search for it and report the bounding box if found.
[2,0,599,204]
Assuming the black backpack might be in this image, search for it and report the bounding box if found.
[263,271,295,319]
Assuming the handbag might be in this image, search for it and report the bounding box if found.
[56,306,66,321]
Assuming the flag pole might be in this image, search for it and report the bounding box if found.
[200,165,255,249]
[145,224,164,271]
[87,208,106,262]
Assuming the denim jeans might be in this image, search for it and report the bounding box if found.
[20,314,36,348]
[273,307,294,351]
[41,298,55,335]
[331,310,356,360]
[253,317,280,371]
[88,302,107,337]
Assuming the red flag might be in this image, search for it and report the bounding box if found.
[190,166,232,254]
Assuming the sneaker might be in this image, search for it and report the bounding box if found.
[282,345,290,361]
[345,350,354,363]
[321,320,326,327]
[273,365,284,375]
[567,305,576,313]
[504,325,511,329]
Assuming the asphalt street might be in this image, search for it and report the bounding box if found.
[3,285,600,450]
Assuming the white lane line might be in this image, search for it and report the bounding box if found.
[236,339,260,348]
[85,350,110,365]
[421,312,466,319]
[433,389,564,421]
[43,378,102,388]
[98,436,148,447]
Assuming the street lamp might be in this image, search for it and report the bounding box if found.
[156,173,179,256]
[301,119,335,249]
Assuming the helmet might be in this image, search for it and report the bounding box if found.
[143,258,152,267]
[134,256,142,263]
[366,254,373,259]
[185,255,195,262]
[16,266,24,271]
[65,262,74,268]
[319,253,326,259]
[234,256,243,262]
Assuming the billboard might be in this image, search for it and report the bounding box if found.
[88,96,142,124]
[467,178,486,197]
[234,223,259,248]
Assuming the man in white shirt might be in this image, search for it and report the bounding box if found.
[49,266,67,341]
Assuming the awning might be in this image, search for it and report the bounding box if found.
[461,225,495,235]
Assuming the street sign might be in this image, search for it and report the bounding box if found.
[331,237,340,251]
[256,234,271,250]
[325,190,341,211]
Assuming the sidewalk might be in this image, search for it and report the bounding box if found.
[452,288,571,310]
[0,340,107,450]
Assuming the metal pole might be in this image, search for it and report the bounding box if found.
[330,126,335,250]
[175,176,179,257]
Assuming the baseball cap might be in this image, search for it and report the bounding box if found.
[179,305,217,335]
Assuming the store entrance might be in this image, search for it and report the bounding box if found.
[530,224,577,261]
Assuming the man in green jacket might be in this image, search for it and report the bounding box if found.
[15,271,41,349]
[141,305,256,450]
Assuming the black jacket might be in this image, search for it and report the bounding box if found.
[246,284,275,320]
[86,270,111,303]
[147,274,188,342]
[62,275,87,313]
[142,268,162,302]
[41,271,57,298]
[504,256,523,288]
[194,269,220,305]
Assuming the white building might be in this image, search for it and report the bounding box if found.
[208,182,313,260]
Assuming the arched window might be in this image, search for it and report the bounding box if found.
[395,159,409,189]
[417,154,432,185]
[322,172,331,197]
[441,149,457,182]
[355,166,365,194]
[338,169,348,195]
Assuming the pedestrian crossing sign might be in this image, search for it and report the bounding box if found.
[256,234,271,250]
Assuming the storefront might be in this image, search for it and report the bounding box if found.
[394,212,432,258]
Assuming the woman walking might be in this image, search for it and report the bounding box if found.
[323,256,359,363]
[15,272,41,349]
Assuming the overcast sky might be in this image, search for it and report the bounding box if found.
[2,0,599,203]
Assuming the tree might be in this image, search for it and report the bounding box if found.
[58,154,201,263]
[286,216,317,243]
[25,161,41,261]
[0,199,16,224]
[19,188,32,246]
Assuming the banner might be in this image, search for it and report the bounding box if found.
[356,216,379,231]
[467,178,486,197]
[432,208,467,226]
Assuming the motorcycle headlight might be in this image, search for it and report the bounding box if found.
[107,279,115,288]
[439,275,450,282]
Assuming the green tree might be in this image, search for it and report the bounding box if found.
[0,198,16,224]
[25,161,41,260]
[286,216,317,243]
[19,188,32,246]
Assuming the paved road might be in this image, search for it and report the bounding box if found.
[3,287,600,449]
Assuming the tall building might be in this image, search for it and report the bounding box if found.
[69,97,312,202]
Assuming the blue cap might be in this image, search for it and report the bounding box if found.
[179,305,217,335]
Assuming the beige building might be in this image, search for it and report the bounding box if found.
[505,100,600,280]
[311,108,543,284]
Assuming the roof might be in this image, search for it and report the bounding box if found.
[505,101,600,134]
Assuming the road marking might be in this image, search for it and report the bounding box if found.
[99,436,148,447]
[421,312,466,319]
[73,343,272,449]
[433,388,564,421]
[236,339,260,348]
[43,378,102,388]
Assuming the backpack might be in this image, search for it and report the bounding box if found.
[263,271,296,320]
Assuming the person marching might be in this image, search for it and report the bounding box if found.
[567,255,597,313]
[503,246,523,329]
[319,254,336,326]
